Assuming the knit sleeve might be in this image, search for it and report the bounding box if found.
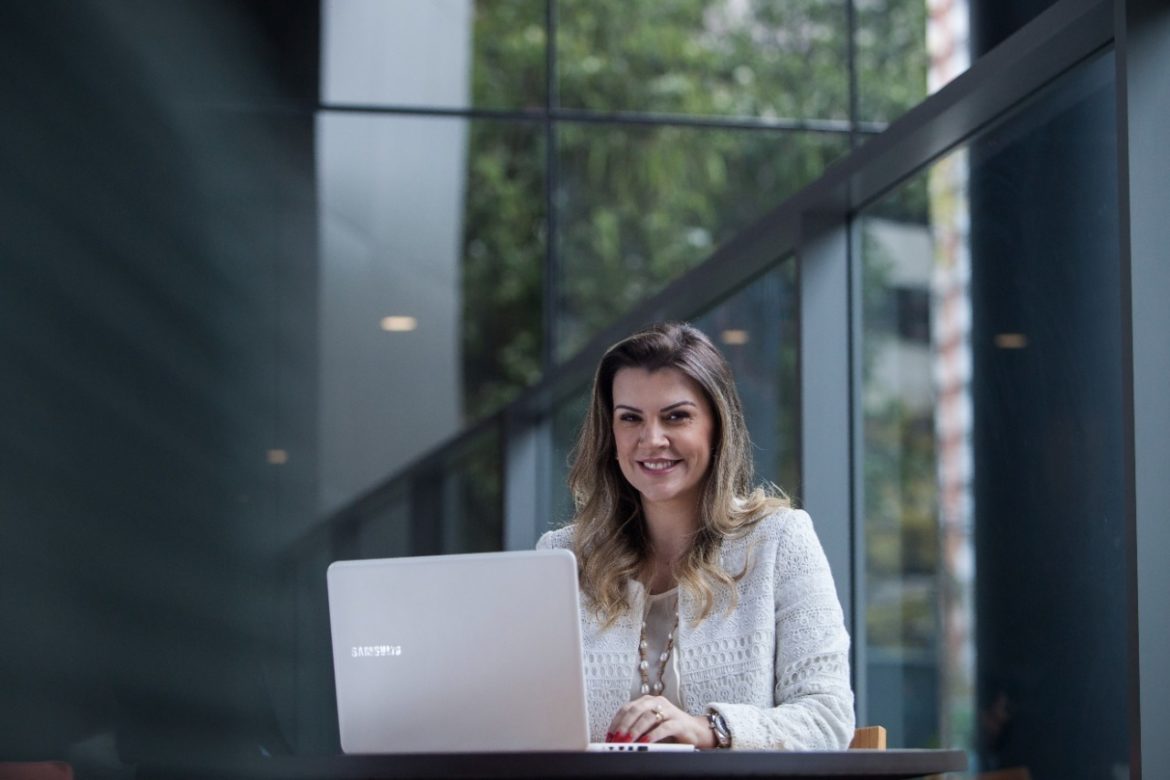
[535,524,574,551]
[713,510,855,750]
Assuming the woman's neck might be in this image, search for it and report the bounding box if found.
[641,502,699,593]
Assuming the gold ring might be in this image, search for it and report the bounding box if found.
[653,706,664,722]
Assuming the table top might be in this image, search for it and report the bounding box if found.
[139,748,967,780]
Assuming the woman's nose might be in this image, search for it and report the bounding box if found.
[639,421,668,446]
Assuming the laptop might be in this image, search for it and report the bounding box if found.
[326,549,694,753]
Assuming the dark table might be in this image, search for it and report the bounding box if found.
[139,748,967,780]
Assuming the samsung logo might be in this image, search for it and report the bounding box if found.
[351,644,403,658]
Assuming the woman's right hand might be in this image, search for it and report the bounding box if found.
[606,696,717,748]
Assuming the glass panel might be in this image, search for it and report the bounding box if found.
[550,387,591,533]
[557,0,849,121]
[859,169,944,750]
[355,486,412,558]
[462,120,548,419]
[858,52,1126,780]
[693,263,800,497]
[555,123,848,360]
[288,540,341,752]
[435,428,505,554]
[317,112,544,513]
[855,0,931,124]
[321,0,546,110]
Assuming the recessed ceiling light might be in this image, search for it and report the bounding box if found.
[381,316,418,332]
[721,329,750,346]
[994,333,1028,349]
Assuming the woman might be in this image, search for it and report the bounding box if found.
[538,322,854,750]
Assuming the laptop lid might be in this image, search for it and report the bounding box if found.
[327,549,590,753]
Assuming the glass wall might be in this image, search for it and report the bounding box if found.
[316,111,544,512]
[858,50,1127,776]
[316,0,954,514]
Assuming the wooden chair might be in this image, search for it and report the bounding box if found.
[0,763,74,780]
[849,725,888,750]
[975,769,1031,780]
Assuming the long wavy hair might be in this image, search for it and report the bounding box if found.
[567,321,789,627]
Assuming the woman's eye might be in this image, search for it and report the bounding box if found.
[618,413,641,423]
[666,412,691,422]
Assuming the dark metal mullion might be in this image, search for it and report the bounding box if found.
[846,211,867,728]
[316,102,547,122]
[845,0,863,728]
[1116,1,1170,776]
[847,0,860,150]
[314,101,879,137]
[542,0,559,371]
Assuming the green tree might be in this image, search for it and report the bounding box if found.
[462,0,928,417]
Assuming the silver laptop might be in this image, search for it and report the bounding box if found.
[327,549,693,754]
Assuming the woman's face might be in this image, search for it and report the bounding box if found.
[611,366,715,519]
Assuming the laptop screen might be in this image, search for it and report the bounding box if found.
[327,549,591,753]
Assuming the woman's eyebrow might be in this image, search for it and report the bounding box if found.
[614,400,697,414]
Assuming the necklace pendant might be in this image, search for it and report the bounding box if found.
[653,681,664,694]
[640,683,650,695]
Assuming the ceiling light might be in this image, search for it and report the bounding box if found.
[721,329,750,346]
[381,316,418,332]
[266,449,289,465]
[994,333,1028,349]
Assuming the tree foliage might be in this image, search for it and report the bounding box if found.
[461,0,928,418]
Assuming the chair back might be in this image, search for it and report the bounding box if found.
[0,762,74,780]
[849,725,888,750]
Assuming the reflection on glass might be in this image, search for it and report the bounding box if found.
[433,427,504,554]
[555,123,847,360]
[557,0,848,121]
[694,264,799,496]
[355,486,411,558]
[321,0,546,110]
[317,112,543,513]
[550,387,591,533]
[855,0,930,124]
[860,167,956,751]
[462,120,547,419]
[859,52,1126,779]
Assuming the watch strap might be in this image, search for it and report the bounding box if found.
[706,710,731,749]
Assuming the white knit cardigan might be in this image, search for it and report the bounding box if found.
[537,508,855,750]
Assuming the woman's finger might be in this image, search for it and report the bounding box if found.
[607,696,668,741]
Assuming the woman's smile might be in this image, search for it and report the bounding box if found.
[639,458,681,472]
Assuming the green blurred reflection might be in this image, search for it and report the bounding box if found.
[557,0,849,121]
[555,123,847,360]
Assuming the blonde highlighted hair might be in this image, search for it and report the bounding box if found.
[567,321,789,627]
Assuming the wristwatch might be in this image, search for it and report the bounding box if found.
[706,710,731,749]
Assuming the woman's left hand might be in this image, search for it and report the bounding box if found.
[606,696,716,748]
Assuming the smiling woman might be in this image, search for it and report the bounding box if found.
[538,322,854,750]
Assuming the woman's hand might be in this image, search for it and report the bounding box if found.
[606,696,717,748]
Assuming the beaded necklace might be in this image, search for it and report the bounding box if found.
[638,609,680,696]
